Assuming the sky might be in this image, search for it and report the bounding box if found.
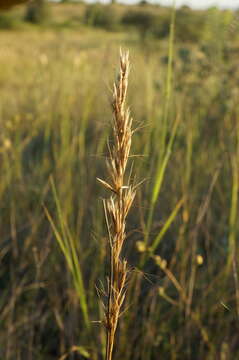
[118,0,239,9]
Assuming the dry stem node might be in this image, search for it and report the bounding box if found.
[97,50,136,360]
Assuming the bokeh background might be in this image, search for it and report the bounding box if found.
[1,1,239,359]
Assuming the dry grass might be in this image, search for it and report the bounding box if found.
[1,9,239,358]
[97,50,136,360]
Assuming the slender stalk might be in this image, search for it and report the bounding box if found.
[97,50,136,360]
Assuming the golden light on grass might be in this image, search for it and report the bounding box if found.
[97,50,137,360]
[3,138,12,150]
[196,255,204,266]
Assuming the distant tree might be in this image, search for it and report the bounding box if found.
[24,0,49,24]
[138,0,149,6]
[84,4,119,31]
[175,8,206,42]
[122,9,170,41]
[122,10,157,40]
[180,5,191,11]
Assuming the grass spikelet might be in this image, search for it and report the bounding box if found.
[98,50,136,360]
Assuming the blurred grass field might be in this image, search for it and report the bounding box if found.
[1,1,239,359]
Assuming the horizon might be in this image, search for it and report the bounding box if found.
[87,0,238,9]
[52,0,239,9]
[153,0,238,9]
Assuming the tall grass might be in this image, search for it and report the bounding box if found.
[97,50,136,360]
[45,178,90,329]
[139,3,183,269]
[1,4,239,359]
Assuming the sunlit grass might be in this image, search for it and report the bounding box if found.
[0,7,239,358]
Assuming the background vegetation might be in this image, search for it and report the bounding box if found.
[1,1,239,359]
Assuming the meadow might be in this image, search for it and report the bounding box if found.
[1,2,239,359]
